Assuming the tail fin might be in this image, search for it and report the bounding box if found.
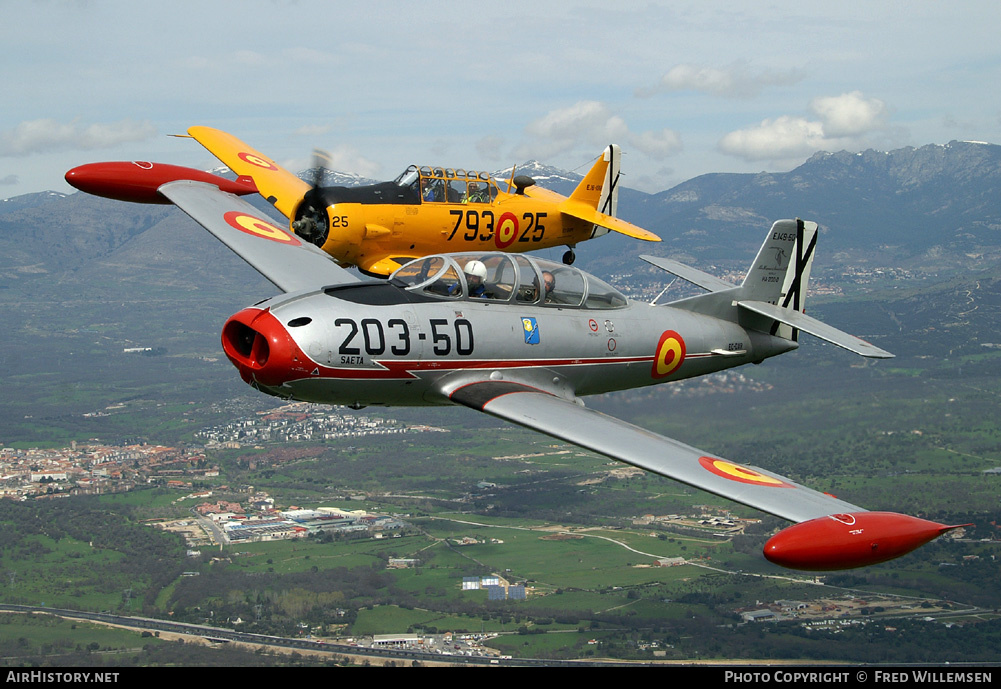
[643,218,817,306]
[738,219,890,357]
[740,218,817,340]
[569,145,621,216]
[644,219,893,359]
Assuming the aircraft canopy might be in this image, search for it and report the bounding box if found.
[389,252,627,309]
[394,165,499,204]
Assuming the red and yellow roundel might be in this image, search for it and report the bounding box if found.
[224,211,300,245]
[237,151,278,170]
[495,212,519,249]
[698,457,791,487]
[651,329,686,378]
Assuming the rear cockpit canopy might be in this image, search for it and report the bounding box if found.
[389,253,627,308]
[394,165,498,204]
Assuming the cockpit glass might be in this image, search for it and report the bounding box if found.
[514,255,542,303]
[422,264,462,299]
[395,166,419,187]
[539,263,586,307]
[390,253,627,308]
[390,256,448,289]
[462,255,516,301]
[584,274,628,308]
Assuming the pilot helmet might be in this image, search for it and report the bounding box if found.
[464,260,487,280]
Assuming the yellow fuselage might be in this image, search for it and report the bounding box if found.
[318,189,596,275]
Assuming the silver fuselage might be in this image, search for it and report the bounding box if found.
[229,280,796,408]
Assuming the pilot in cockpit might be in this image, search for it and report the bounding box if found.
[462,260,489,298]
[422,178,443,202]
[466,182,488,203]
[541,270,556,302]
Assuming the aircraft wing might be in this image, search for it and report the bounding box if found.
[559,200,661,242]
[188,126,310,219]
[443,379,862,524]
[158,180,360,292]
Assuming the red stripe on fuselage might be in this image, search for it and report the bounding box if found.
[283,352,713,381]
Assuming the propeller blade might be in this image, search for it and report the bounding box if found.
[291,148,333,243]
[310,149,332,189]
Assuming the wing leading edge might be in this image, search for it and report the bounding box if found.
[444,379,963,570]
[158,181,360,292]
[445,380,862,524]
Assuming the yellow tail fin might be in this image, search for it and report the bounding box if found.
[568,144,620,215]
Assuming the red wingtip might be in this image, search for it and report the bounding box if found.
[764,512,964,571]
[66,161,258,204]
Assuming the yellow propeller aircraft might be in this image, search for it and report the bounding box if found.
[65,127,661,277]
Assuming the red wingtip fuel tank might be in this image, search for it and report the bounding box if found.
[65,161,258,204]
[220,307,308,388]
[764,512,967,570]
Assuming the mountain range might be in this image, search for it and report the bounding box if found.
[2,140,1001,446]
[3,140,1001,289]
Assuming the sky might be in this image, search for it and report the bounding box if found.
[3,0,1001,198]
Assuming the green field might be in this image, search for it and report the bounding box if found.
[1,274,1000,663]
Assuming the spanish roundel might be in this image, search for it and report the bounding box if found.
[698,456,791,487]
[495,213,519,249]
[652,330,685,378]
[223,211,301,245]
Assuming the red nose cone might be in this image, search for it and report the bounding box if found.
[221,307,308,387]
[764,512,963,570]
[65,161,257,204]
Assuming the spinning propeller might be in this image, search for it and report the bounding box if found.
[290,149,332,246]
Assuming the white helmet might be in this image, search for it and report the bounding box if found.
[463,260,487,280]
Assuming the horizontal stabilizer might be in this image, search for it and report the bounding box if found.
[737,300,893,359]
[560,201,660,242]
[640,255,735,293]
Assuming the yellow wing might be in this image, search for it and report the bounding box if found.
[559,199,661,242]
[188,126,309,219]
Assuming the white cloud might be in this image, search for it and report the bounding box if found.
[0,119,157,157]
[629,129,683,160]
[284,47,337,65]
[809,91,887,137]
[518,101,630,160]
[233,50,268,66]
[719,116,826,161]
[718,92,891,162]
[516,102,681,165]
[294,124,332,137]
[638,62,806,99]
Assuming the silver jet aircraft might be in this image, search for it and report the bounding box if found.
[136,179,965,570]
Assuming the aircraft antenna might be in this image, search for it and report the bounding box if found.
[569,152,602,175]
[650,278,677,306]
